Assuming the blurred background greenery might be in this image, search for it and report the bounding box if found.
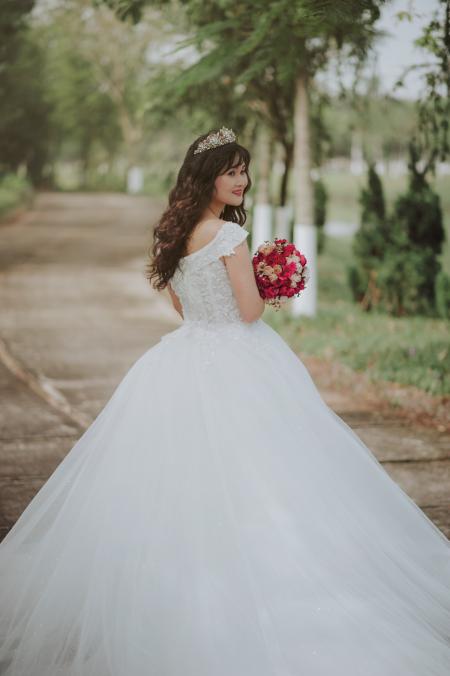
[1,0,449,395]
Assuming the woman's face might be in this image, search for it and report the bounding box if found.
[213,161,248,207]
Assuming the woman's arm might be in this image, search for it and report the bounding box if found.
[223,242,265,323]
[167,282,184,319]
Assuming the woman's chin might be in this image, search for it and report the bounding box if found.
[226,196,243,207]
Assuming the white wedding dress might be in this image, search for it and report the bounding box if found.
[0,221,449,676]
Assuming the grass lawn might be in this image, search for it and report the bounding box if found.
[265,235,450,396]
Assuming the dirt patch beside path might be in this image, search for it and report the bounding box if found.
[302,353,450,433]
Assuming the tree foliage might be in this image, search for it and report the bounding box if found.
[0,0,54,183]
[396,0,450,173]
[117,0,384,206]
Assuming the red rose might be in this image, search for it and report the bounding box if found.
[285,262,296,275]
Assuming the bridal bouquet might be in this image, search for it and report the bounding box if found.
[252,239,310,310]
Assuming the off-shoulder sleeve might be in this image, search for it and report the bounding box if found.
[212,221,249,259]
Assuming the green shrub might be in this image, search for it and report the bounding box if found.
[313,178,328,254]
[435,271,450,319]
[376,244,439,316]
[349,163,389,309]
[346,263,367,304]
[360,161,385,224]
[351,148,446,317]
[382,147,445,315]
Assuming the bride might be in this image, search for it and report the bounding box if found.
[0,127,449,676]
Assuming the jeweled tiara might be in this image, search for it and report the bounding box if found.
[193,127,237,155]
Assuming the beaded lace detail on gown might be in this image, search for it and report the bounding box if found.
[170,221,249,326]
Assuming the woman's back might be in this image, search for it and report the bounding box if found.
[170,221,252,325]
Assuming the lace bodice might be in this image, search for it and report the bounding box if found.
[170,221,250,326]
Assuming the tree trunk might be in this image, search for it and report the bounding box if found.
[293,71,313,226]
[279,141,293,207]
[291,70,317,317]
[252,125,273,253]
[116,105,141,172]
[255,125,271,204]
[80,136,92,189]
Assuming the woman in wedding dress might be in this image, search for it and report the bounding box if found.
[0,127,449,676]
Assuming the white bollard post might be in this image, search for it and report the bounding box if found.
[291,223,317,317]
[127,166,144,194]
[251,203,272,254]
[274,205,293,240]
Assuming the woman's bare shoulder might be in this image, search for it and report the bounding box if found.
[187,218,227,254]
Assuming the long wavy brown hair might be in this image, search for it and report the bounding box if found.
[146,130,252,291]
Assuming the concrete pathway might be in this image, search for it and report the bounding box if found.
[0,192,448,541]
[0,192,180,539]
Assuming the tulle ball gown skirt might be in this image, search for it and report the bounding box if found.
[0,318,449,676]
